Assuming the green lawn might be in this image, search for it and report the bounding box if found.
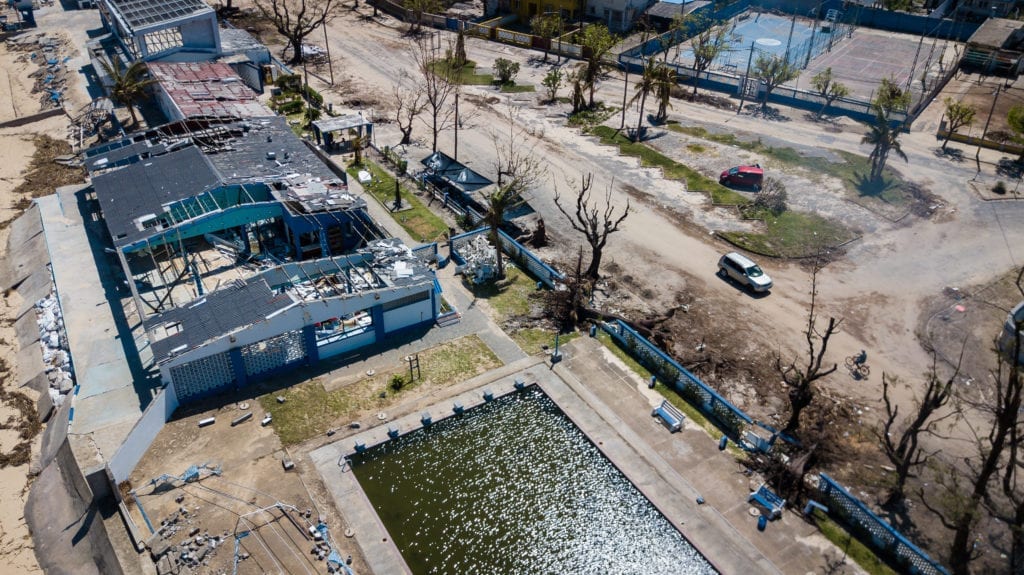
[500,83,534,93]
[258,335,502,445]
[346,161,449,243]
[589,124,856,257]
[718,207,858,258]
[431,60,494,85]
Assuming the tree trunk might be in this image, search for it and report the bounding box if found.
[585,246,602,280]
[493,228,505,279]
[399,126,413,145]
[783,385,812,435]
[127,103,139,127]
[634,91,647,142]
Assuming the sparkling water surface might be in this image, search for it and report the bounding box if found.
[350,388,717,575]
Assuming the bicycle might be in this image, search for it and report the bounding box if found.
[845,353,870,380]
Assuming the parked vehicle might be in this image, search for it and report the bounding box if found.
[719,164,763,190]
[718,251,773,293]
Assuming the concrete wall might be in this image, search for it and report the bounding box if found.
[382,297,434,332]
[317,329,376,360]
[26,440,126,575]
[179,15,221,53]
[108,383,180,484]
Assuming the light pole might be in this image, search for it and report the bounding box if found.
[737,41,756,115]
[322,19,334,86]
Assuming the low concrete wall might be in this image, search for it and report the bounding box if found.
[0,107,65,129]
[25,439,126,575]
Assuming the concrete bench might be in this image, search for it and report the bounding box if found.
[651,400,684,433]
[749,483,786,520]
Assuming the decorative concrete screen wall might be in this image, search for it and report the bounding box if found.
[108,382,180,484]
[170,350,234,403]
[241,329,307,378]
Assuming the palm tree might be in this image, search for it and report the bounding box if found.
[482,183,520,280]
[862,108,907,182]
[99,58,156,128]
[653,61,676,124]
[629,57,657,141]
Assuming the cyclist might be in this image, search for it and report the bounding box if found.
[855,349,867,366]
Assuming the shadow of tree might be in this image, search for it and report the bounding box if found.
[935,147,965,163]
[996,157,1023,179]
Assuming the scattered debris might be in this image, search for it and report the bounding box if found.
[35,286,74,404]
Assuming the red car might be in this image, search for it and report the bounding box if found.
[719,164,763,190]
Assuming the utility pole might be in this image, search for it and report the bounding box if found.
[783,10,797,65]
[323,20,334,86]
[620,66,630,130]
[737,41,755,115]
[454,91,459,162]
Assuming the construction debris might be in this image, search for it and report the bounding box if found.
[454,234,500,284]
[35,287,74,406]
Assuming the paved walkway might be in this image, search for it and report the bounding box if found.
[38,186,154,471]
[309,331,863,575]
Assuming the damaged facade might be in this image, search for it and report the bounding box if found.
[84,116,439,403]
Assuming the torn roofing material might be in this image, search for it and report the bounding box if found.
[146,277,295,361]
[92,145,221,246]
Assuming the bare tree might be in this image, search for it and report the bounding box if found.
[483,102,546,280]
[922,268,1024,575]
[877,350,962,508]
[774,259,841,435]
[553,174,630,280]
[392,78,426,146]
[411,36,456,152]
[941,97,976,151]
[253,0,339,65]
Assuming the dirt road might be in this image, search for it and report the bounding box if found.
[303,7,1024,405]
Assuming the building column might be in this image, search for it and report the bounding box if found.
[302,324,319,365]
[371,303,385,340]
[229,347,248,388]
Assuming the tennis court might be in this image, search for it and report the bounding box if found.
[674,12,844,74]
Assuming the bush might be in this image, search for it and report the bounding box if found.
[993,180,1008,195]
[754,177,788,215]
[276,74,302,92]
[275,99,305,115]
[494,58,520,85]
[303,84,324,108]
[390,374,406,392]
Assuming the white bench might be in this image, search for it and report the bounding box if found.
[651,400,685,433]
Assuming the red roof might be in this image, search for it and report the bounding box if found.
[148,62,274,120]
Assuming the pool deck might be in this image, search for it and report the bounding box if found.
[310,336,834,574]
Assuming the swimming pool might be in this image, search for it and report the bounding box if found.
[349,387,716,574]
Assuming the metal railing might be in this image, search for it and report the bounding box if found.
[600,319,782,450]
[817,473,949,575]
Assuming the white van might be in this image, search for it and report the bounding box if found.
[718,252,773,293]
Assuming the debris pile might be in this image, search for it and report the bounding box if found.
[7,31,75,110]
[35,288,74,406]
[146,501,227,575]
[454,234,499,284]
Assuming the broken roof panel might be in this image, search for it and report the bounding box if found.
[148,62,274,120]
[147,277,295,361]
[312,114,373,134]
[92,145,222,245]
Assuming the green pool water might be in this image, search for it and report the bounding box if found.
[349,387,716,574]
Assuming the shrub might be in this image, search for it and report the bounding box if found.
[494,58,520,85]
[276,99,305,115]
[542,68,562,102]
[390,374,406,391]
[303,84,324,108]
[754,177,789,215]
[993,180,1008,195]
[276,74,302,92]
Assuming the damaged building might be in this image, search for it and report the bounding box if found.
[84,115,439,401]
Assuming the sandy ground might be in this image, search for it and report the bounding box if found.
[0,14,92,574]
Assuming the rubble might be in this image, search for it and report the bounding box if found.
[35,286,75,404]
[454,234,500,284]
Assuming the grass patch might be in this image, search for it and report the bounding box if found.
[431,60,494,85]
[592,124,856,257]
[347,160,449,243]
[500,83,535,93]
[718,206,858,257]
[258,335,502,444]
[813,511,901,575]
[667,123,912,205]
[567,105,618,130]
[589,125,747,205]
[510,327,580,356]
[686,143,706,153]
[467,266,538,318]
